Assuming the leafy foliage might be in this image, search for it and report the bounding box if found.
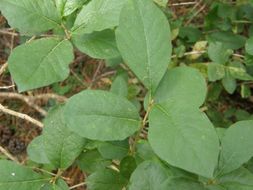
[1,0,253,189]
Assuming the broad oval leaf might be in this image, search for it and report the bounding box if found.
[72,0,127,34]
[27,136,50,164]
[86,169,128,190]
[64,90,141,141]
[116,0,172,93]
[8,38,74,92]
[0,160,50,190]
[219,120,253,174]
[129,161,171,190]
[0,0,60,35]
[154,67,207,107]
[43,105,86,169]
[149,100,220,178]
[72,30,120,59]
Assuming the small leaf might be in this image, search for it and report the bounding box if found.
[64,90,141,141]
[27,136,50,164]
[218,120,253,174]
[43,105,86,169]
[0,0,60,35]
[98,140,129,160]
[116,0,171,93]
[110,72,128,97]
[208,42,232,64]
[222,73,236,94]
[77,150,111,173]
[0,160,50,190]
[246,37,253,56]
[41,179,69,190]
[120,156,137,179]
[55,0,84,17]
[72,0,127,34]
[86,169,127,190]
[8,38,74,92]
[208,63,225,82]
[72,30,120,59]
[129,161,171,190]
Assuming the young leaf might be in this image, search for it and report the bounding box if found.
[110,72,128,97]
[208,42,232,64]
[77,150,111,173]
[154,67,207,107]
[98,140,129,160]
[55,0,84,17]
[116,0,172,93]
[149,101,220,178]
[8,38,74,92]
[221,73,236,94]
[27,136,50,164]
[72,30,120,59]
[0,160,50,190]
[43,105,86,169]
[246,37,253,56]
[0,0,60,34]
[86,169,128,190]
[208,63,225,82]
[218,120,253,174]
[128,161,171,190]
[64,90,141,141]
[41,179,69,190]
[72,0,127,34]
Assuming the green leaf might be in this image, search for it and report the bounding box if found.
[167,178,205,190]
[218,120,253,174]
[149,100,219,178]
[86,169,127,190]
[8,38,74,92]
[41,179,69,190]
[77,149,111,173]
[98,140,129,160]
[0,0,60,34]
[27,136,50,164]
[120,156,137,179]
[227,66,253,81]
[0,160,50,190]
[154,67,207,107]
[208,42,232,64]
[116,0,172,93]
[72,0,126,34]
[64,90,141,141]
[43,105,86,169]
[208,63,225,82]
[217,168,253,189]
[222,73,236,94]
[110,72,128,97]
[208,32,246,50]
[153,0,168,7]
[246,37,253,56]
[55,0,84,17]
[128,161,171,190]
[149,67,219,177]
[72,30,120,59]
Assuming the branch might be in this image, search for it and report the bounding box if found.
[70,182,86,190]
[0,103,44,128]
[0,145,19,162]
[0,62,8,75]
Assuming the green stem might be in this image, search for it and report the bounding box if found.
[130,99,154,155]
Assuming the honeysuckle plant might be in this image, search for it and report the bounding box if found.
[1,0,253,189]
